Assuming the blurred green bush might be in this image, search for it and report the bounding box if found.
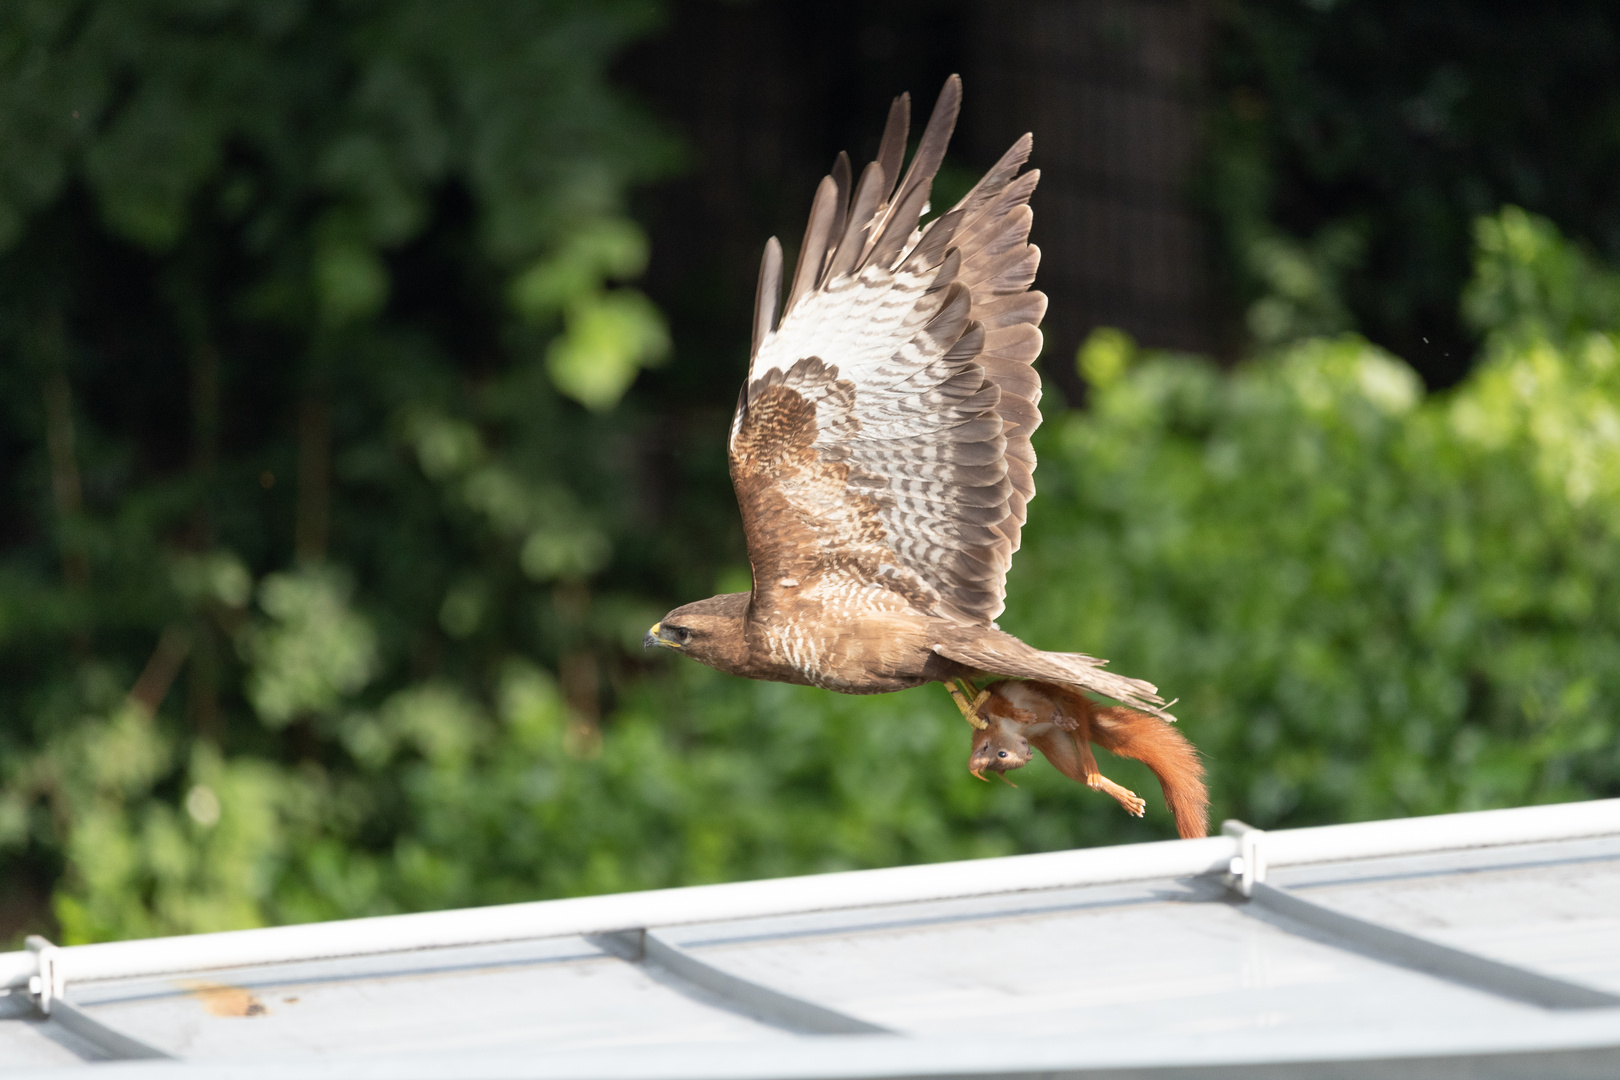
[1017,207,1620,830]
[0,4,1617,946]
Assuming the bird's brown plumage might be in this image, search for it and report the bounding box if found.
[650,76,1178,729]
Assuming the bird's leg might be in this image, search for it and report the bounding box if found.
[945,679,982,727]
[964,681,991,717]
[944,678,990,730]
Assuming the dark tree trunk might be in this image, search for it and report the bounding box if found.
[966,0,1218,402]
[627,0,1217,411]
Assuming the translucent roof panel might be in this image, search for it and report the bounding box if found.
[660,878,1549,1041]
[69,938,790,1061]
[1272,836,1620,995]
[3,799,1619,1079]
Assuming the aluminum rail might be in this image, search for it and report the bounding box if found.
[1243,880,1620,1010]
[4,798,1617,996]
[46,998,174,1061]
[1221,812,1620,1011]
[589,929,890,1035]
[1253,800,1620,866]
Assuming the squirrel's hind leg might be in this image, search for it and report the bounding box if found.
[1070,726,1148,818]
[1030,729,1146,818]
[1086,773,1147,817]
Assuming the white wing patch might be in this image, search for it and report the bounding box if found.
[731,78,1044,627]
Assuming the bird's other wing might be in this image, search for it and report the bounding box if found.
[730,75,1046,626]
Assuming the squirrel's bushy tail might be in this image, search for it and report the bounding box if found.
[1090,704,1208,839]
[1045,684,1209,839]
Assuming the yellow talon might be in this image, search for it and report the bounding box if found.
[944,678,989,730]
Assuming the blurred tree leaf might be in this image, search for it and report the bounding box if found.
[546,288,670,411]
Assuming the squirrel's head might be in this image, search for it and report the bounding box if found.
[969,716,1033,783]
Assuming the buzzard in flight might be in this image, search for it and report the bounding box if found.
[647,77,1206,836]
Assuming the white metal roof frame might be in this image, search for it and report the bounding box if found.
[8,800,1619,994]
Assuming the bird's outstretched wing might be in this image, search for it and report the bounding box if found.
[729,75,1045,626]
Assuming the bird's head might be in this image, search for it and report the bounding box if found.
[645,592,751,674]
[969,717,1033,784]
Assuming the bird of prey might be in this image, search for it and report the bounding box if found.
[646,76,1205,834]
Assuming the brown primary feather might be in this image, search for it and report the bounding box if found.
[784,178,839,321]
[822,161,886,283]
[894,77,961,212]
[874,93,910,207]
[826,152,852,275]
[655,76,1182,741]
[752,237,782,359]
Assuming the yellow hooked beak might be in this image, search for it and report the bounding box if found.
[643,622,679,650]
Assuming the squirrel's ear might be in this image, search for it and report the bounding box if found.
[999,774,1018,788]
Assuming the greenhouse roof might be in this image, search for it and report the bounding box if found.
[3,799,1620,1079]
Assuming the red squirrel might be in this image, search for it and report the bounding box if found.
[967,679,1208,839]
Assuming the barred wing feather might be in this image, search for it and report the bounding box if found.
[730,75,1046,627]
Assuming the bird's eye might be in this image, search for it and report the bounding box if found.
[675,627,691,642]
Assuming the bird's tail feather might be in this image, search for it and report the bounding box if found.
[932,632,1174,721]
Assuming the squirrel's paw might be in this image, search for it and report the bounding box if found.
[1088,774,1147,817]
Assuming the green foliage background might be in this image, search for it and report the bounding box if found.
[1207,0,1620,382]
[1,3,1618,946]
